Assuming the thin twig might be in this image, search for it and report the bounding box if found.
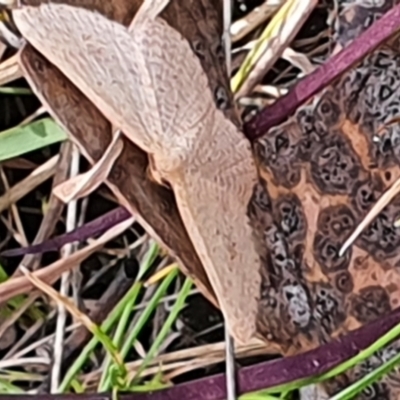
[232,0,317,97]
[231,0,283,44]
[339,177,400,257]
[224,325,237,400]
[51,145,80,393]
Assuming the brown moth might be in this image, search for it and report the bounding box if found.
[13,1,263,343]
[16,0,228,311]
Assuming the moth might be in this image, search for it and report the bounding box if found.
[12,0,263,344]
[14,0,221,310]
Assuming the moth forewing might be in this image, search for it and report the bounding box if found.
[13,1,263,343]
[13,3,159,153]
[176,117,263,342]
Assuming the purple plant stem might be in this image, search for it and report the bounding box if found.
[0,307,400,400]
[126,306,400,400]
[0,207,131,257]
[243,2,400,140]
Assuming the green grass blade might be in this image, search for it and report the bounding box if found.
[330,351,400,400]
[316,322,400,383]
[98,242,160,389]
[137,241,160,281]
[243,320,400,396]
[130,277,193,384]
[101,266,179,391]
[59,279,142,392]
[0,87,33,95]
[231,0,297,93]
[0,118,67,162]
[0,379,25,394]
